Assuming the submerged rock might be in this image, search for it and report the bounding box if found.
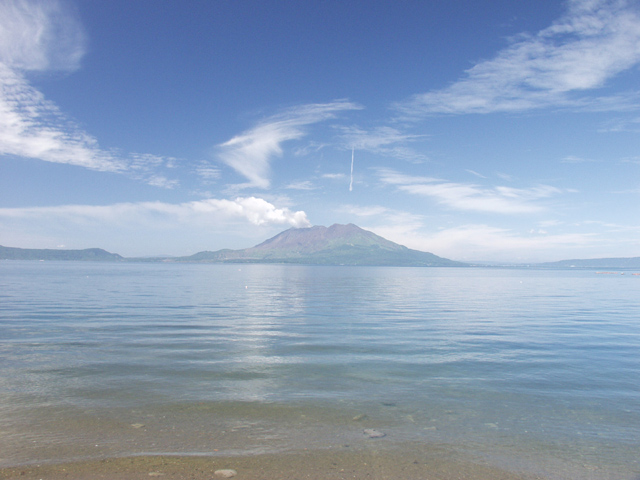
[363,429,386,438]
[215,469,237,478]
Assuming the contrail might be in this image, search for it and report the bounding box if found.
[349,148,354,192]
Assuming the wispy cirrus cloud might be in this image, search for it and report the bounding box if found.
[0,0,85,72]
[342,204,426,235]
[396,0,640,116]
[561,155,598,163]
[377,168,562,214]
[195,161,221,184]
[285,180,315,190]
[337,125,428,162]
[0,0,178,187]
[466,169,488,179]
[598,115,640,132]
[217,100,361,189]
[322,173,346,180]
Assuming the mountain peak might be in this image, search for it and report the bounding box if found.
[251,223,401,254]
[184,223,464,266]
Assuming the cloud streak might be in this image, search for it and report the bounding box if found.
[0,0,178,187]
[377,168,562,214]
[404,224,601,262]
[348,212,613,262]
[336,202,640,261]
[396,0,640,116]
[0,196,310,228]
[0,64,128,172]
[0,0,85,72]
[338,125,428,162]
[217,100,361,189]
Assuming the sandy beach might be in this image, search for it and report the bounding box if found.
[0,448,543,480]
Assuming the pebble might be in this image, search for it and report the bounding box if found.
[352,414,367,421]
[148,472,164,477]
[131,423,145,429]
[363,429,386,438]
[214,469,237,478]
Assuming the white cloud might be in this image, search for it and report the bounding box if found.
[496,172,516,182]
[145,175,179,189]
[561,155,598,163]
[0,196,310,228]
[218,122,299,189]
[195,162,221,183]
[285,180,315,190]
[342,204,428,243]
[0,66,179,184]
[337,125,428,162]
[0,0,178,187]
[217,100,361,189]
[599,115,640,132]
[0,197,311,255]
[466,169,487,178]
[343,204,391,217]
[0,64,129,172]
[334,202,639,261]
[356,218,605,262]
[408,224,599,262]
[376,168,562,214]
[293,141,328,157]
[375,168,440,185]
[396,0,640,116]
[0,0,85,72]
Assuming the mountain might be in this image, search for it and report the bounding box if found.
[537,257,640,269]
[177,223,465,266]
[0,245,123,261]
[3,230,636,268]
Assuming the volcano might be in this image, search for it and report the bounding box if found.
[180,223,464,266]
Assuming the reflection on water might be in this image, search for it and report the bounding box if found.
[0,262,639,479]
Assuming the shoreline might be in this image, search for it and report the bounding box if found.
[0,449,544,480]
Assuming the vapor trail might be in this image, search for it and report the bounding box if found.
[349,148,354,192]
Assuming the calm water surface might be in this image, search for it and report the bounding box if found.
[1,261,639,479]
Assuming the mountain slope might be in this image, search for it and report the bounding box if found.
[250,223,401,254]
[180,224,464,266]
[537,257,640,268]
[0,245,123,261]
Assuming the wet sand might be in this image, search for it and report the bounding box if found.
[0,448,543,480]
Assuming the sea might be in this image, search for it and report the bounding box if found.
[0,261,638,479]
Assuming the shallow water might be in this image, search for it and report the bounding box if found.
[1,262,639,479]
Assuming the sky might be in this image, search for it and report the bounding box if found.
[1,0,639,262]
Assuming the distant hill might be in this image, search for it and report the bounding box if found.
[175,223,465,266]
[0,245,123,262]
[3,232,637,268]
[537,257,640,269]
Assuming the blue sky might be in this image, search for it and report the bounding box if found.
[1,0,639,262]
